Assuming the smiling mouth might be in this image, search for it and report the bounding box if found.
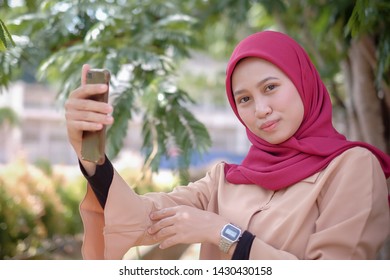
[260,120,279,131]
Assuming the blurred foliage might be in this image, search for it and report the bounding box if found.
[119,166,180,195]
[0,0,212,176]
[0,158,84,259]
[178,70,226,108]
[0,156,182,259]
[0,106,19,127]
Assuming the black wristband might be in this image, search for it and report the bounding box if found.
[79,155,114,209]
[232,230,256,260]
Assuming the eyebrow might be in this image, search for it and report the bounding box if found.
[233,76,279,96]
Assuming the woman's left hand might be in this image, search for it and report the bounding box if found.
[148,205,228,249]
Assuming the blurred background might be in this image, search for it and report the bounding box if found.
[0,0,389,260]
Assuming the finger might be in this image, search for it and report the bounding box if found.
[81,64,91,86]
[151,225,176,243]
[66,109,114,126]
[67,119,104,132]
[150,207,175,221]
[69,84,109,100]
[66,96,113,114]
[148,215,176,235]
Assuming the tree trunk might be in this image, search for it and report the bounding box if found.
[342,35,390,259]
[340,58,363,141]
[347,35,387,151]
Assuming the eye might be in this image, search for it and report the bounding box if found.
[264,84,277,92]
[238,96,250,103]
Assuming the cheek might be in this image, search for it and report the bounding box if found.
[288,94,305,130]
[237,107,253,126]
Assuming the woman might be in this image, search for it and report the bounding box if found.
[65,30,390,260]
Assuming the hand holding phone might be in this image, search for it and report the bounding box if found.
[81,69,111,164]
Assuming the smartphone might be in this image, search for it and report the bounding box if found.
[81,69,111,164]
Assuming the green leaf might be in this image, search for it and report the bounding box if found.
[0,23,7,50]
[0,19,15,51]
[0,40,6,52]
[106,88,135,158]
[0,19,16,48]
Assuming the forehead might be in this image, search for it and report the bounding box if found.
[234,57,284,73]
[232,57,288,83]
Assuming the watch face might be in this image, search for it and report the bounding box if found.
[222,224,241,241]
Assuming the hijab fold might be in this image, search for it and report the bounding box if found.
[224,31,390,190]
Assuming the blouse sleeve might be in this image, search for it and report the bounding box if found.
[248,148,389,260]
[79,163,218,260]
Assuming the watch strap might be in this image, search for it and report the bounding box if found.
[219,238,232,254]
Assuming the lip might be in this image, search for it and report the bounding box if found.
[260,120,279,131]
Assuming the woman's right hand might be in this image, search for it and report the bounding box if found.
[65,64,114,175]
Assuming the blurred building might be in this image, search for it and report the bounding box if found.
[0,82,72,164]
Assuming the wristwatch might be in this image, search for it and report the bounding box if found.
[219,223,242,253]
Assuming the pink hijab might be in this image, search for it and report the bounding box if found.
[224,30,390,190]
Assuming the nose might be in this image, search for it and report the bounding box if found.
[254,97,272,118]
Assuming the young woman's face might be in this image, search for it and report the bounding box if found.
[231,57,304,144]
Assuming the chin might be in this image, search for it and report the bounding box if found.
[252,130,287,145]
[261,136,287,145]
[265,140,282,145]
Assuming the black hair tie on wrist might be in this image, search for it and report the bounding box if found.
[232,230,256,260]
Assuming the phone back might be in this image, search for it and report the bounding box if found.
[81,69,110,164]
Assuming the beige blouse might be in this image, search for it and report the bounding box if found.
[79,147,390,260]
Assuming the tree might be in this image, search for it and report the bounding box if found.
[0,0,212,181]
